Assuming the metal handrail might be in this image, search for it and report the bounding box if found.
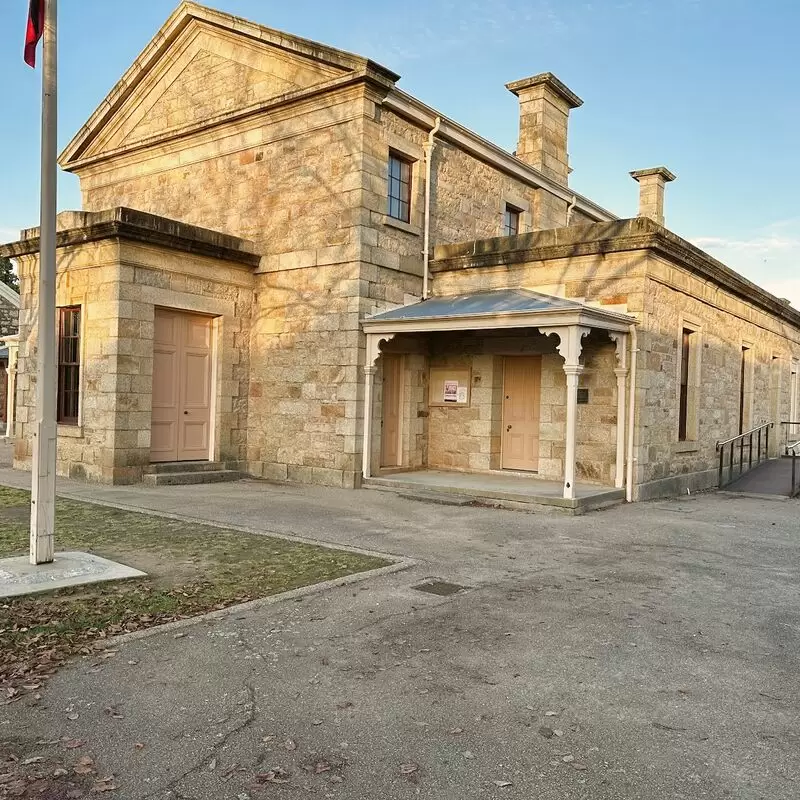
[780,421,800,456]
[716,422,773,449]
[716,422,773,489]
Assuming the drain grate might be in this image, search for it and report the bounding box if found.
[411,579,471,597]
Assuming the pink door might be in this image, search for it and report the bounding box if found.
[501,356,541,471]
[151,309,213,463]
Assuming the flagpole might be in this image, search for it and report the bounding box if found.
[30,0,58,565]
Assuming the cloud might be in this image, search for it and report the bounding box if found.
[691,218,800,308]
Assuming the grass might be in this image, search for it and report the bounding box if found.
[0,486,390,694]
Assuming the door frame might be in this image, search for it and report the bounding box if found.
[500,355,542,472]
[380,354,404,468]
[151,306,218,463]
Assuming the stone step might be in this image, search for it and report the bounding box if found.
[143,461,226,475]
[142,470,243,487]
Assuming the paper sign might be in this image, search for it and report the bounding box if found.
[443,380,458,402]
[456,386,468,404]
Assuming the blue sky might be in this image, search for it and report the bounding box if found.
[1,0,798,302]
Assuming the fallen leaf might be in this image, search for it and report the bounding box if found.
[311,719,323,726]
[553,729,565,737]
[493,780,513,788]
[336,701,354,710]
[22,756,44,765]
[399,763,418,775]
[562,755,575,763]
[255,768,290,784]
[63,739,86,749]
[74,756,95,775]
[545,711,559,717]
[449,728,463,735]
[463,751,475,760]
[538,726,554,739]
[91,776,118,792]
[283,739,297,751]
[133,743,145,750]
[208,758,217,771]
[330,774,344,784]
[173,632,187,640]
[66,713,79,721]
[573,763,588,771]
[53,767,69,777]
[314,762,331,774]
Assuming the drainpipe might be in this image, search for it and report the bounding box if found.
[422,116,441,300]
[625,325,638,502]
[566,195,577,225]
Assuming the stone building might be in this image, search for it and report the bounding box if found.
[0,281,21,435]
[2,2,799,508]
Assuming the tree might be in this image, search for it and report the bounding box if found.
[0,256,19,293]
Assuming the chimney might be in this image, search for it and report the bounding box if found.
[630,167,676,227]
[506,73,583,185]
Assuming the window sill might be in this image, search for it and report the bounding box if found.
[58,424,84,439]
[675,441,699,453]
[383,215,421,236]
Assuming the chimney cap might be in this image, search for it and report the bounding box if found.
[630,166,676,183]
[505,72,583,109]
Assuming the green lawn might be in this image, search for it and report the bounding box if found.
[0,486,390,695]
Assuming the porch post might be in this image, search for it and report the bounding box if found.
[611,332,629,489]
[5,339,19,438]
[563,364,583,500]
[362,364,376,481]
[542,324,589,500]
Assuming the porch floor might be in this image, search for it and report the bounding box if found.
[364,469,625,514]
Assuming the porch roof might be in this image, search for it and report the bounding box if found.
[362,288,635,335]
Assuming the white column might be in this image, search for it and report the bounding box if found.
[563,364,583,500]
[362,364,377,481]
[5,341,19,438]
[613,367,628,488]
[30,0,58,565]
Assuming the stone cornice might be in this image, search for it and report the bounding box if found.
[431,217,800,330]
[505,73,583,109]
[0,208,260,268]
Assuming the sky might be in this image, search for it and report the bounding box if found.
[1,0,798,303]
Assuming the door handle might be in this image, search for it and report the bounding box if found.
[183,411,189,415]
[506,425,512,431]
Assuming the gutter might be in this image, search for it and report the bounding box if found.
[422,117,442,300]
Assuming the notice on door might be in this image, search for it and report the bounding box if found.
[443,380,458,402]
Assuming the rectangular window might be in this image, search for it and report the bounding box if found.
[387,153,412,223]
[678,329,692,441]
[739,345,753,434]
[503,204,521,237]
[57,306,81,425]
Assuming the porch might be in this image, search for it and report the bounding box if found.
[364,468,625,513]
[361,288,637,503]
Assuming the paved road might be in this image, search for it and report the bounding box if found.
[1,469,798,799]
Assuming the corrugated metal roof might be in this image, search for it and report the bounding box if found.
[365,289,583,323]
[0,348,8,359]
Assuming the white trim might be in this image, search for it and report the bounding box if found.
[0,282,20,308]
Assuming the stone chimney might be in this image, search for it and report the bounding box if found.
[630,167,676,227]
[506,73,583,185]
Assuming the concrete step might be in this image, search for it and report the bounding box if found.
[142,470,243,487]
[143,461,226,475]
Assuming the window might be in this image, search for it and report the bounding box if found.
[503,204,521,236]
[739,344,753,434]
[387,153,412,223]
[677,325,700,442]
[57,306,81,424]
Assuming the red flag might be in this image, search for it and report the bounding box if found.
[24,0,45,68]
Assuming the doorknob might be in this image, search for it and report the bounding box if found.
[506,425,512,431]
[183,411,189,415]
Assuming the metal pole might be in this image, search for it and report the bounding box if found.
[748,432,753,469]
[30,0,58,565]
[718,445,724,488]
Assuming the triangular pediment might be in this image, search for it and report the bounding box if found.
[60,2,398,167]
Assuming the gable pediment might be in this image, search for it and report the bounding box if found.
[61,2,398,168]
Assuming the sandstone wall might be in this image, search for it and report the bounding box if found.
[635,257,800,498]
[14,239,253,484]
[0,291,19,337]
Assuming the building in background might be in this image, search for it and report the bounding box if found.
[1,2,798,508]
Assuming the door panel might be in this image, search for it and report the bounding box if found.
[381,355,403,467]
[151,309,213,462]
[501,356,541,471]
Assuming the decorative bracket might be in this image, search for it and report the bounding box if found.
[539,325,591,368]
[365,332,397,368]
[609,331,629,371]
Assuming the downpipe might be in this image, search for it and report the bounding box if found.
[422,116,441,300]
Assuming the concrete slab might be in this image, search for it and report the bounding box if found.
[0,551,146,598]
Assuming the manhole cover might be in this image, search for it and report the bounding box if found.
[411,579,471,597]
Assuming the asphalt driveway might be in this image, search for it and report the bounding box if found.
[1,468,798,799]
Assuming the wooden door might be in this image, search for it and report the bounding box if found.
[381,355,403,467]
[151,309,213,463]
[502,356,541,471]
